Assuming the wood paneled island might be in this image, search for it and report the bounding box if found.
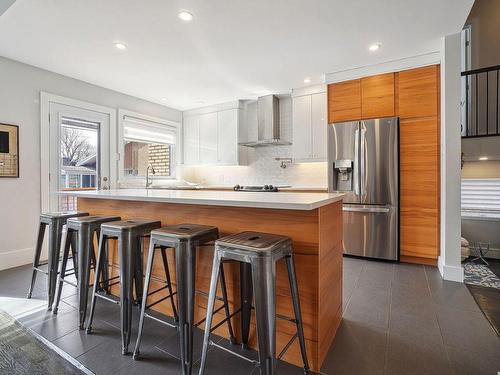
[63,189,344,372]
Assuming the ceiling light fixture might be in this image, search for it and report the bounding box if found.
[479,156,489,161]
[114,42,127,50]
[303,78,311,84]
[161,98,167,101]
[369,43,381,52]
[178,10,194,21]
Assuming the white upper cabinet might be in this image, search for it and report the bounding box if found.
[182,102,245,166]
[292,95,312,160]
[217,109,239,165]
[183,115,200,165]
[292,87,327,162]
[199,112,218,164]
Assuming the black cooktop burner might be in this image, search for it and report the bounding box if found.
[233,185,279,192]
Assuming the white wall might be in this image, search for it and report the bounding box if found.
[0,56,181,270]
[439,33,464,282]
[180,97,328,188]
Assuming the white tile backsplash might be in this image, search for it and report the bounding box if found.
[180,97,328,188]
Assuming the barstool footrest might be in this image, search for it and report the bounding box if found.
[209,340,259,365]
[278,332,298,360]
[33,267,49,275]
[145,290,177,310]
[143,312,177,328]
[95,292,120,304]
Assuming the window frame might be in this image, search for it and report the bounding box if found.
[117,109,181,184]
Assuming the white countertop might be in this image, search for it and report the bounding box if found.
[59,189,344,210]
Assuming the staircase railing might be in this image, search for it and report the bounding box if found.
[461,64,500,138]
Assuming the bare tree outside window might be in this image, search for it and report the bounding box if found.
[60,126,96,166]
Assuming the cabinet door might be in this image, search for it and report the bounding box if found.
[217,109,238,164]
[361,73,395,119]
[397,65,439,119]
[183,115,199,165]
[400,117,440,259]
[311,92,327,160]
[292,95,312,160]
[328,79,361,123]
[199,112,218,164]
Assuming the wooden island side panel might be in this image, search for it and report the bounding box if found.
[77,198,343,372]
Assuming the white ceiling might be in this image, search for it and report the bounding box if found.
[0,0,473,110]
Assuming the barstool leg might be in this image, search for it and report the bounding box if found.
[239,262,253,349]
[78,226,93,330]
[219,263,236,344]
[47,222,64,310]
[285,255,310,373]
[27,222,46,298]
[160,246,178,321]
[176,241,196,375]
[119,231,136,355]
[86,232,106,334]
[70,233,79,283]
[53,227,72,314]
[134,236,144,306]
[251,258,277,375]
[198,251,222,375]
[133,239,156,360]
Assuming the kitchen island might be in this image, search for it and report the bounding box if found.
[61,189,343,371]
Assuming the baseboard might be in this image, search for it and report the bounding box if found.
[0,247,36,271]
[438,256,464,282]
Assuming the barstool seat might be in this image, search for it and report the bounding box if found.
[133,224,236,375]
[52,215,121,329]
[199,231,310,375]
[27,211,89,310]
[86,218,161,355]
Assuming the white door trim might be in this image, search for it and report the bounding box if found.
[40,92,117,212]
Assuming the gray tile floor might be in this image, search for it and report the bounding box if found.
[0,257,499,375]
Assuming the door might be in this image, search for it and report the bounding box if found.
[360,118,399,205]
[183,115,200,165]
[49,102,110,211]
[327,121,359,203]
[217,109,238,164]
[343,204,398,260]
[292,95,312,160]
[199,112,218,164]
[311,92,327,160]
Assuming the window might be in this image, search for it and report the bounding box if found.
[461,178,500,213]
[119,113,179,181]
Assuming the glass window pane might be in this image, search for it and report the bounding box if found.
[123,140,172,177]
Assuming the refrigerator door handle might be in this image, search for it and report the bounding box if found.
[343,206,391,213]
[353,127,360,196]
[360,125,367,197]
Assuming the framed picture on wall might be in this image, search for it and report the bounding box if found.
[0,123,19,178]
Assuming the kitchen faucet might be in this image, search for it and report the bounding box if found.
[146,165,156,188]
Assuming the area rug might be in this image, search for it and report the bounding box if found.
[0,310,85,375]
[463,262,500,289]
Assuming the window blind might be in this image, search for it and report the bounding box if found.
[461,178,500,212]
[122,116,177,144]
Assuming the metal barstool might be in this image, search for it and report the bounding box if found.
[199,231,310,375]
[86,219,161,355]
[52,215,121,328]
[27,211,89,310]
[133,224,237,375]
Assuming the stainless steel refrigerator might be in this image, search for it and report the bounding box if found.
[327,118,399,261]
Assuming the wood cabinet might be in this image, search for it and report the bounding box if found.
[328,74,395,122]
[292,91,328,161]
[183,108,244,166]
[397,65,440,261]
[327,65,441,263]
[361,73,395,119]
[328,79,361,123]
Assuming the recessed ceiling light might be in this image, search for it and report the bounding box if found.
[303,78,311,84]
[114,42,127,50]
[178,10,193,21]
[479,156,489,161]
[369,43,381,52]
[197,101,205,105]
[161,98,167,101]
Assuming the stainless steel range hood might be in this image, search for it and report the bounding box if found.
[239,95,291,147]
